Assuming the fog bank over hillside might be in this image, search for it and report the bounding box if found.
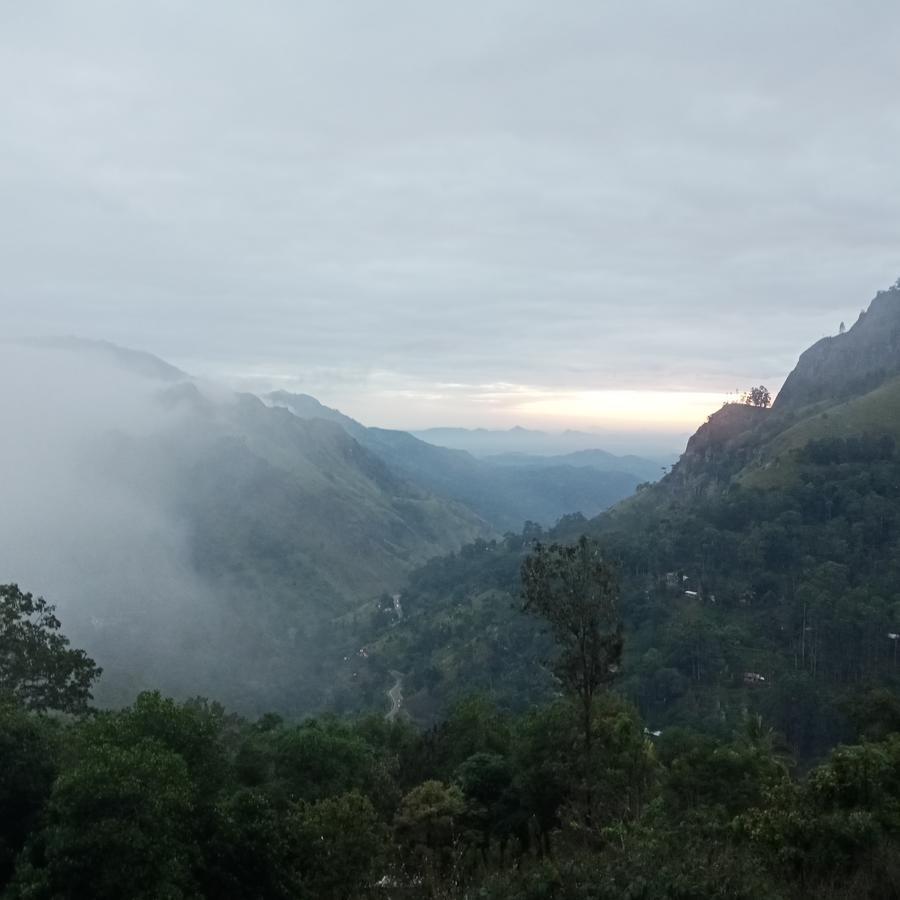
[0,341,497,712]
[0,344,235,701]
[0,338,726,712]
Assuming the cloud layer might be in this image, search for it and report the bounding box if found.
[2,2,899,430]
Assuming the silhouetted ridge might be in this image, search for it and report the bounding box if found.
[775,282,900,412]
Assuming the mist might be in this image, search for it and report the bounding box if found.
[0,339,499,715]
[0,342,258,706]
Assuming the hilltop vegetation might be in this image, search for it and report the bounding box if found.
[358,283,900,763]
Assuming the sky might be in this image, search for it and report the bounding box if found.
[2,1,900,441]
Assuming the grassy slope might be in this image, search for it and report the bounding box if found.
[741,376,900,490]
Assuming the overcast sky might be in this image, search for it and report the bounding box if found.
[2,1,899,437]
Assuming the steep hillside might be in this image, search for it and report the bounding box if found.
[159,391,489,609]
[776,281,900,412]
[620,283,900,501]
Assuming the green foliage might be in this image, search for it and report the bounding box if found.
[0,703,58,887]
[0,584,101,713]
[383,428,900,762]
[740,736,900,896]
[3,675,900,898]
[369,533,554,719]
[266,717,377,803]
[742,385,772,408]
[11,347,900,899]
[395,780,466,882]
[839,687,900,742]
[292,791,387,898]
[9,738,197,899]
[454,752,517,850]
[522,537,624,824]
[203,788,299,899]
[521,537,623,717]
[798,433,895,465]
[658,725,788,820]
[433,695,513,773]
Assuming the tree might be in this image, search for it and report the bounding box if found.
[434,695,511,774]
[395,780,466,883]
[202,788,299,900]
[0,703,59,888]
[453,752,516,857]
[91,692,231,805]
[740,735,900,892]
[268,718,375,803]
[521,537,623,820]
[9,738,197,899]
[742,386,772,409]
[291,791,387,899]
[0,584,101,713]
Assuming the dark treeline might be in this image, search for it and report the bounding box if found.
[5,580,900,898]
[5,689,900,897]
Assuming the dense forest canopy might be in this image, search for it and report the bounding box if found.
[3,576,900,898]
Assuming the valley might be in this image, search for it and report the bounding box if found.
[6,284,900,899]
[5,5,900,893]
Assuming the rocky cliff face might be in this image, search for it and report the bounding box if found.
[775,283,900,412]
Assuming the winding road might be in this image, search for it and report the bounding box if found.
[386,670,404,721]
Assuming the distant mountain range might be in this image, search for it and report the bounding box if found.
[413,425,677,463]
[481,449,663,483]
[268,392,651,530]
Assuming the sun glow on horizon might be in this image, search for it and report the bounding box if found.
[510,389,734,430]
[219,365,740,435]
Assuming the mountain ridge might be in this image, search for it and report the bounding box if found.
[268,392,646,530]
[413,424,677,460]
[775,281,900,413]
